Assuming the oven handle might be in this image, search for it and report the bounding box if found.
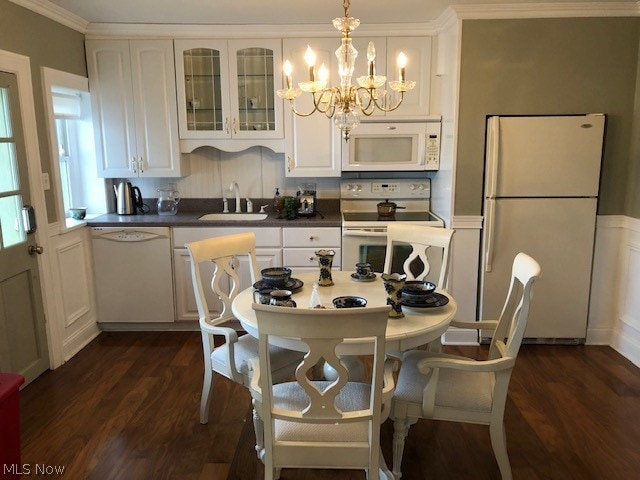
[342,229,388,237]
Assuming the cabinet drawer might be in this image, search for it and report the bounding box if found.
[284,248,341,269]
[173,227,281,248]
[283,227,341,248]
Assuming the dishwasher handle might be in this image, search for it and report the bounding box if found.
[92,230,166,242]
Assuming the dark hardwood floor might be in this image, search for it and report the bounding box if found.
[18,332,640,479]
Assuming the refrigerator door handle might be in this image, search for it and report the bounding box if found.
[484,198,496,272]
[485,116,500,198]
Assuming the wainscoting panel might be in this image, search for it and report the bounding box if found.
[589,215,640,367]
[57,238,91,327]
[443,216,483,345]
[48,226,100,365]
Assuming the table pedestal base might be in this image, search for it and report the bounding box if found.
[322,355,366,382]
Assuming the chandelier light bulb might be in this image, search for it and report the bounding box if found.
[283,60,293,89]
[397,51,407,82]
[304,46,316,68]
[318,63,329,83]
[367,42,376,62]
[283,60,293,77]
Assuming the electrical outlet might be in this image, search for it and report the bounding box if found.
[42,172,50,190]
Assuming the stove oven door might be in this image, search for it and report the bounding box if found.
[342,227,444,281]
[342,228,411,275]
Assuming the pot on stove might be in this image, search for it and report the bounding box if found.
[377,199,406,217]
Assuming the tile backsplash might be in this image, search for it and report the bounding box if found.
[130,146,340,200]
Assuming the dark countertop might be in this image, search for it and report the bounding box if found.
[87,198,342,228]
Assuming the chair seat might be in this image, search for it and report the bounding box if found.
[395,351,493,413]
[272,381,371,442]
[211,333,302,376]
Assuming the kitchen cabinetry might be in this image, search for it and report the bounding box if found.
[283,227,341,273]
[282,38,342,177]
[172,227,282,322]
[351,37,432,118]
[174,39,284,153]
[85,39,188,178]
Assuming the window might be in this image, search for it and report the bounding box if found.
[42,68,108,229]
[0,82,26,248]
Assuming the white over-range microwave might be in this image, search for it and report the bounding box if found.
[341,120,441,172]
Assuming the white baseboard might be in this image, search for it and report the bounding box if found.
[63,320,101,362]
[442,328,478,345]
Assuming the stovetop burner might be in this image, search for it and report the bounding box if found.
[342,212,441,223]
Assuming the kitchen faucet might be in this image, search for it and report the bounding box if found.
[229,181,241,213]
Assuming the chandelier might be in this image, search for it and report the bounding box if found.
[276,0,416,140]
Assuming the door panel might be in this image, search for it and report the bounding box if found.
[480,197,597,339]
[0,71,49,384]
[493,115,604,198]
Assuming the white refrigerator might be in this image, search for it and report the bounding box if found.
[479,114,605,341]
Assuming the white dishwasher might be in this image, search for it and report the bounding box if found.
[91,227,174,324]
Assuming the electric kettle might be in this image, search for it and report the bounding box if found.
[114,181,143,215]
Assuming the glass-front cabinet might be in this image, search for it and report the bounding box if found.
[174,39,284,152]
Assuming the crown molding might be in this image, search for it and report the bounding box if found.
[84,22,439,39]
[9,0,89,33]
[451,2,640,20]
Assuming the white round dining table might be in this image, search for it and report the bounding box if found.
[231,270,457,355]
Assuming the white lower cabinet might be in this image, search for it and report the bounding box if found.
[172,227,282,322]
[283,227,341,273]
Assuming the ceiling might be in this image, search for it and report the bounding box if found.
[41,0,638,26]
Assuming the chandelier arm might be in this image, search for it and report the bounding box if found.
[369,91,406,113]
[289,100,322,117]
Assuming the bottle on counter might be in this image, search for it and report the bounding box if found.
[274,187,284,219]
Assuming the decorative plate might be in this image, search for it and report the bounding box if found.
[401,292,449,308]
[253,277,304,293]
[350,272,377,282]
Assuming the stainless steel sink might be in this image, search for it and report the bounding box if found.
[198,213,268,221]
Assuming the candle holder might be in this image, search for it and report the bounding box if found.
[381,272,407,318]
[315,249,336,286]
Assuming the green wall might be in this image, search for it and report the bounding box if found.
[455,17,639,218]
[0,0,86,222]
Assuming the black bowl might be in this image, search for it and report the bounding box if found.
[402,281,436,301]
[332,296,367,308]
[261,267,292,287]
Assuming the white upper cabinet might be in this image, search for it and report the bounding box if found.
[174,39,284,153]
[350,36,432,118]
[86,39,186,178]
[282,38,342,178]
[385,37,432,117]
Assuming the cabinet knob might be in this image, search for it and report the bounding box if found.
[139,157,144,173]
[225,117,230,134]
[131,157,137,174]
[309,236,317,241]
[309,256,315,262]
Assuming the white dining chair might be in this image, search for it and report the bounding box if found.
[390,252,541,480]
[185,233,303,444]
[383,223,455,287]
[249,303,395,480]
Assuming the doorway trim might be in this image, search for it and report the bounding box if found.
[0,48,62,369]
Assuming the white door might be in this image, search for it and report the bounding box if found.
[487,115,605,198]
[480,197,597,339]
[0,71,49,384]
